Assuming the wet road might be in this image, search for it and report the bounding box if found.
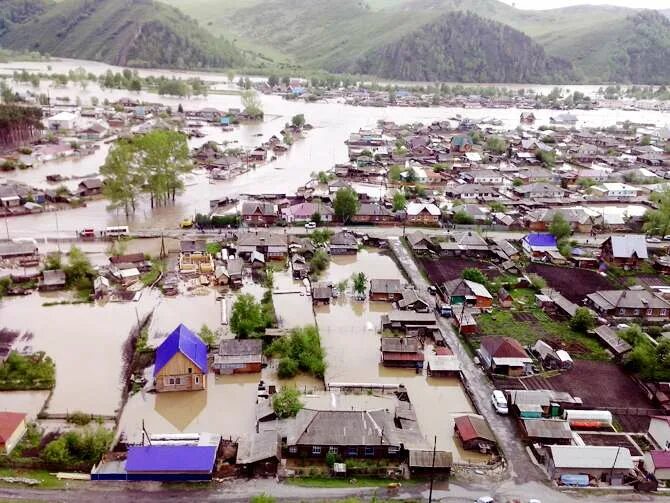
[387,237,544,485]
[0,478,664,502]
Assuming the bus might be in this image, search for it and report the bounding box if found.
[103,226,130,239]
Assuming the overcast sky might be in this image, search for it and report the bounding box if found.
[499,0,670,9]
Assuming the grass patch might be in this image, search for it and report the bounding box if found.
[0,468,65,489]
[285,476,394,488]
[477,307,609,360]
[42,299,91,307]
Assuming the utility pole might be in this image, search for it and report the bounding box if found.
[3,214,9,240]
[428,435,437,503]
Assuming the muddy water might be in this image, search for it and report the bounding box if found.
[4,59,670,238]
[316,249,487,463]
[118,367,322,444]
[0,290,159,416]
[0,390,50,420]
[272,271,314,329]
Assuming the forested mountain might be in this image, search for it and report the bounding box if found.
[1,0,669,83]
[0,0,244,69]
[0,0,48,36]
[348,12,575,83]
[166,0,670,84]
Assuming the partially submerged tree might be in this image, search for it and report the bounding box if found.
[352,272,367,297]
[272,388,303,418]
[333,186,360,224]
[230,294,270,338]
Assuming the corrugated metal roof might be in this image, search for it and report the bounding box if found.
[154,324,208,377]
[126,445,217,473]
[549,445,633,470]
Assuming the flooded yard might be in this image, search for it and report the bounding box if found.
[118,367,322,444]
[316,249,485,463]
[0,290,159,416]
[0,390,50,419]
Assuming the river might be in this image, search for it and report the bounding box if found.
[1,58,669,239]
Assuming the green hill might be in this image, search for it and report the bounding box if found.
[347,11,575,83]
[0,0,244,69]
[166,0,670,84]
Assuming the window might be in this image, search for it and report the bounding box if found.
[175,377,181,385]
[289,446,297,454]
[662,309,668,316]
[618,308,625,315]
[347,448,358,457]
[364,447,374,457]
[647,309,653,316]
[168,378,175,385]
[388,446,399,454]
[328,446,339,454]
[195,376,200,384]
[188,367,193,374]
[312,446,321,455]
[633,309,640,316]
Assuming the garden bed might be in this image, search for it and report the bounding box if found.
[419,257,499,285]
[526,263,612,303]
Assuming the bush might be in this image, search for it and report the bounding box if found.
[309,249,330,276]
[67,412,92,426]
[250,495,276,503]
[0,352,55,390]
[528,274,547,291]
[230,294,272,338]
[452,210,474,225]
[462,268,488,286]
[42,426,113,469]
[326,450,339,467]
[272,388,302,418]
[569,307,596,333]
[266,325,326,378]
[277,357,299,378]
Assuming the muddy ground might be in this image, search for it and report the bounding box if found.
[527,263,613,303]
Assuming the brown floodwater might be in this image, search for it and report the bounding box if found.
[4,58,669,239]
[315,250,487,463]
[0,290,159,416]
[118,367,322,444]
[0,390,50,420]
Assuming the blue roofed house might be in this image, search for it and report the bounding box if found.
[154,324,208,393]
[125,445,218,481]
[522,233,559,259]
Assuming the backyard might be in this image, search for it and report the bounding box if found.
[527,263,613,303]
[419,257,500,285]
[475,288,609,360]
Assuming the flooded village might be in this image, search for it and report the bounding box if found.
[4,59,670,501]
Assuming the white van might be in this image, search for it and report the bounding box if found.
[104,226,129,238]
[491,390,508,415]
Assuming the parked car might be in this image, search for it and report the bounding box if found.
[647,237,662,243]
[180,218,193,229]
[491,390,508,415]
[664,235,670,241]
[475,497,495,503]
[304,221,317,229]
[427,285,437,295]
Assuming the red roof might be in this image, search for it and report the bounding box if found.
[480,336,528,359]
[454,415,478,442]
[435,347,453,356]
[651,450,670,469]
[0,412,26,444]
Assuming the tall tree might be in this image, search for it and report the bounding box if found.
[333,187,359,224]
[99,141,142,216]
[241,90,263,119]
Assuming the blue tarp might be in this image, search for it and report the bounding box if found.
[560,474,589,487]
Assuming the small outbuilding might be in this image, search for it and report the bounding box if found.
[454,414,496,452]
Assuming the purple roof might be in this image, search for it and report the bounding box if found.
[524,233,557,247]
[154,324,208,377]
[126,445,217,473]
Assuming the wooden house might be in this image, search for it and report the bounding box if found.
[312,282,333,305]
[329,231,358,255]
[369,279,403,302]
[38,269,66,291]
[600,235,648,269]
[380,337,424,368]
[0,412,27,455]
[214,339,263,374]
[478,336,531,376]
[454,414,496,451]
[426,347,460,378]
[442,278,493,309]
[241,202,278,227]
[154,324,208,393]
[498,287,513,308]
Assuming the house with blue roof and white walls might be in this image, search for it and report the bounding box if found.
[154,324,208,393]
